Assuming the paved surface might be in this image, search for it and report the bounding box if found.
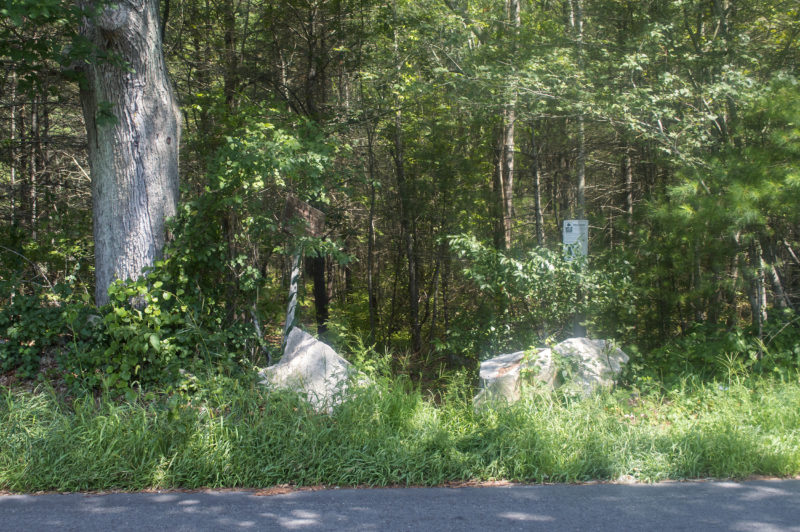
[2,480,799,531]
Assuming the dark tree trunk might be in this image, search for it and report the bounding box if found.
[309,253,329,336]
[393,108,421,354]
[9,73,18,226]
[366,125,378,341]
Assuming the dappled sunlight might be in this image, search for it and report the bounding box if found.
[2,481,800,530]
[498,511,555,522]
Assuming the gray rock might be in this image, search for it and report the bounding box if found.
[551,338,629,396]
[259,328,362,412]
[474,338,628,407]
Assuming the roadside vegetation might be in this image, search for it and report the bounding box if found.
[2,336,800,492]
[3,0,800,492]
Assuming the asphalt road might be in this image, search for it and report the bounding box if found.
[2,480,799,531]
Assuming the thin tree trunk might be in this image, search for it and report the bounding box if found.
[222,0,238,112]
[492,0,520,251]
[492,128,506,250]
[9,73,17,225]
[754,240,769,325]
[393,110,421,354]
[427,255,441,344]
[785,240,800,266]
[571,0,586,220]
[160,0,170,42]
[29,98,38,240]
[553,156,563,234]
[576,118,585,219]
[623,150,633,236]
[366,125,378,340]
[531,124,544,246]
[501,106,515,248]
[737,233,768,353]
[766,254,792,310]
[753,240,768,356]
[79,0,181,306]
[392,6,421,354]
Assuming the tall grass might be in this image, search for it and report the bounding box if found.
[1,373,799,492]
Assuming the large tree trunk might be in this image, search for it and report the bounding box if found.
[79,0,181,306]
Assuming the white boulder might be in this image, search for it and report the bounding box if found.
[259,328,361,412]
[474,338,629,407]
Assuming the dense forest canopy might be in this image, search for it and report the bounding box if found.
[1,0,799,388]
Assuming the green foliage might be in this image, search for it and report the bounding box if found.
[60,262,264,393]
[3,0,800,398]
[637,310,800,383]
[445,234,629,358]
[618,76,800,349]
[0,108,344,392]
[0,281,69,378]
[167,107,338,310]
[0,0,109,94]
[2,373,799,491]
[0,264,261,393]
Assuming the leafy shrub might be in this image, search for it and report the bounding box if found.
[444,235,629,359]
[0,280,71,378]
[166,107,336,313]
[637,309,800,382]
[60,263,265,392]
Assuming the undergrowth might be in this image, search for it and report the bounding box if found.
[2,372,799,492]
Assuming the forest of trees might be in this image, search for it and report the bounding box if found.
[1,0,799,387]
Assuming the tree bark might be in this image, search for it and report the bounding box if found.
[623,150,633,235]
[393,108,421,354]
[571,0,586,220]
[309,252,329,336]
[492,0,520,251]
[29,98,38,240]
[501,106,515,248]
[531,124,544,246]
[9,73,17,226]
[79,0,181,306]
[492,128,506,250]
[366,125,378,341]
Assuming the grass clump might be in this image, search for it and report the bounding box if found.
[1,373,799,492]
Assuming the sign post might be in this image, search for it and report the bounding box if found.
[562,219,588,261]
[281,196,325,354]
[563,219,588,337]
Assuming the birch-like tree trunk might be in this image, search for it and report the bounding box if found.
[79,0,180,306]
[531,124,544,246]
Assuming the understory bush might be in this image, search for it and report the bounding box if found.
[0,280,71,378]
[0,266,262,393]
[634,310,800,383]
[0,109,341,392]
[444,234,632,359]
